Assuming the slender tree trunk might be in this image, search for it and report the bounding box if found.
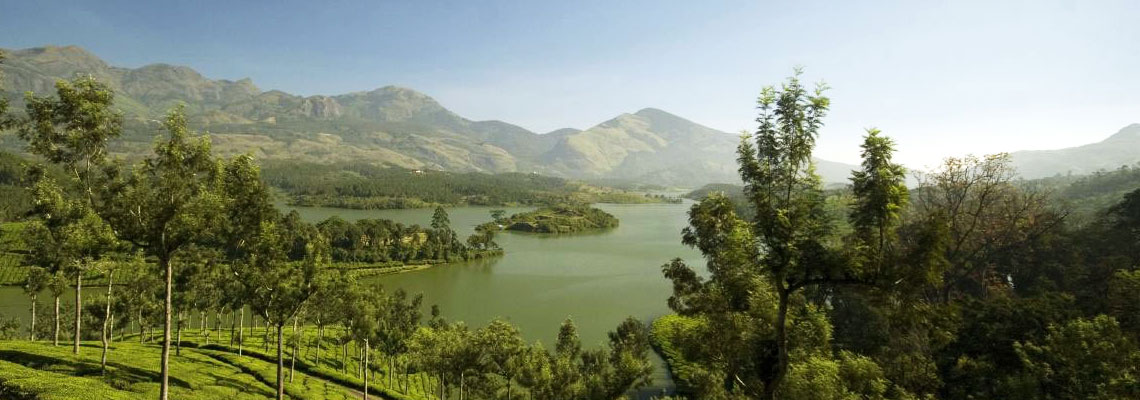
[439,374,445,400]
[264,317,271,353]
[363,339,370,400]
[29,294,36,341]
[238,308,244,356]
[314,325,323,366]
[276,324,284,400]
[199,310,206,344]
[289,316,298,383]
[109,305,115,344]
[74,272,81,354]
[230,308,236,346]
[389,357,394,389]
[53,295,60,346]
[160,255,173,400]
[176,310,183,356]
[101,270,113,373]
[215,310,221,344]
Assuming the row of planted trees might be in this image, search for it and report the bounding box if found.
[1,70,652,400]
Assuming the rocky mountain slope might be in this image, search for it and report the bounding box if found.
[1,45,861,186]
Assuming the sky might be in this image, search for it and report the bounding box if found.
[1,0,1137,168]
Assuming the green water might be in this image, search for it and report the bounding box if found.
[0,201,704,396]
[285,202,704,396]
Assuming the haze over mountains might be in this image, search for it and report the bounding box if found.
[1010,123,1140,179]
[1,45,1137,186]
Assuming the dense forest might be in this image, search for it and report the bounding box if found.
[651,71,1140,399]
[261,160,674,209]
[317,207,501,266]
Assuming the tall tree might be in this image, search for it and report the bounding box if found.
[663,71,918,398]
[223,154,328,400]
[23,267,50,341]
[849,128,909,270]
[19,75,123,354]
[476,319,526,400]
[99,106,221,400]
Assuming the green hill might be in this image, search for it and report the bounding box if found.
[0,45,859,186]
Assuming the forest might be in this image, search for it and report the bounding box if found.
[261,160,673,210]
[650,71,1140,399]
[0,48,1139,400]
[494,205,620,234]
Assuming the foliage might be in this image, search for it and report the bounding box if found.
[263,161,670,209]
[1014,316,1140,399]
[499,204,619,234]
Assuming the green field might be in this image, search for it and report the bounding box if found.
[0,324,439,400]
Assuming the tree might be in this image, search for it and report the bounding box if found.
[849,128,908,271]
[47,271,67,345]
[662,71,919,398]
[490,209,507,224]
[222,153,328,400]
[378,288,423,392]
[912,154,1062,300]
[432,206,451,231]
[17,75,124,355]
[23,173,117,354]
[476,319,526,400]
[602,317,654,396]
[23,267,50,341]
[99,106,221,400]
[1015,315,1140,399]
[1107,269,1140,337]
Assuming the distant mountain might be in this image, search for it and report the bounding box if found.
[1011,124,1140,179]
[0,45,858,186]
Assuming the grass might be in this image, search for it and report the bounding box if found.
[0,340,278,399]
[188,324,433,400]
[0,324,438,399]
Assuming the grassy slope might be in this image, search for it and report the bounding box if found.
[0,340,301,399]
[0,323,438,399]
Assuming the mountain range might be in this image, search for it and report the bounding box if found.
[1010,123,1140,179]
[1,45,1136,186]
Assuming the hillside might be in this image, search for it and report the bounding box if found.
[0,45,858,186]
[1011,124,1140,179]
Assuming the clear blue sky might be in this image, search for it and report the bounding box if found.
[2,0,1137,167]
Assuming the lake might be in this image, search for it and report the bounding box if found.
[0,201,704,397]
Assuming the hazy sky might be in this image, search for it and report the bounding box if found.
[2,0,1137,167]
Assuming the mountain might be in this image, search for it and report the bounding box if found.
[1011,124,1140,179]
[0,45,858,186]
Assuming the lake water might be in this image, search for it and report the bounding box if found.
[0,201,704,397]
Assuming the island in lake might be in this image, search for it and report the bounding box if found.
[497,205,619,234]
